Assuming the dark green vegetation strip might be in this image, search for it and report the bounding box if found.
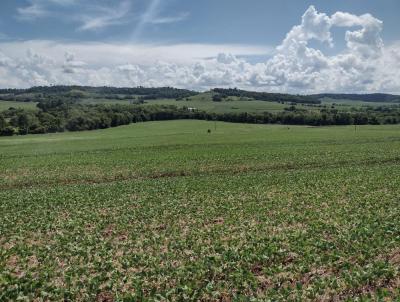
[1,121,399,301]
[2,86,400,137]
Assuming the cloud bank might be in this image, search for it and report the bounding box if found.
[2,6,400,93]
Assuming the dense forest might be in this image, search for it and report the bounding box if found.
[1,99,399,136]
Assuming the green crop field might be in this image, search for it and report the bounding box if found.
[144,93,315,113]
[3,92,396,116]
[1,120,399,301]
[145,99,288,113]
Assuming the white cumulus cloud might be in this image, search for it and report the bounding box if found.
[2,6,400,93]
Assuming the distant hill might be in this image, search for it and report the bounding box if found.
[1,86,400,105]
[0,86,199,101]
[311,93,400,103]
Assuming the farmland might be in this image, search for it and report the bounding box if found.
[2,87,400,118]
[1,120,399,301]
[80,92,400,114]
[143,93,290,113]
[3,86,400,138]
[0,92,399,114]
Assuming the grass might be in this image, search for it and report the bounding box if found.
[143,93,316,113]
[3,92,397,115]
[145,94,400,114]
[145,98,288,113]
[1,120,399,301]
[0,100,38,111]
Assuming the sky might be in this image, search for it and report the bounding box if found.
[0,0,400,93]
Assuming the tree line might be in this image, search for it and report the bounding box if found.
[1,100,399,136]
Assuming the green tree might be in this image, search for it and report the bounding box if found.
[12,112,40,135]
[0,115,6,130]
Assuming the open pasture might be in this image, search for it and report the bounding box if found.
[144,93,306,113]
[0,121,399,301]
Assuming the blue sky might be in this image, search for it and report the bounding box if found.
[0,0,400,92]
